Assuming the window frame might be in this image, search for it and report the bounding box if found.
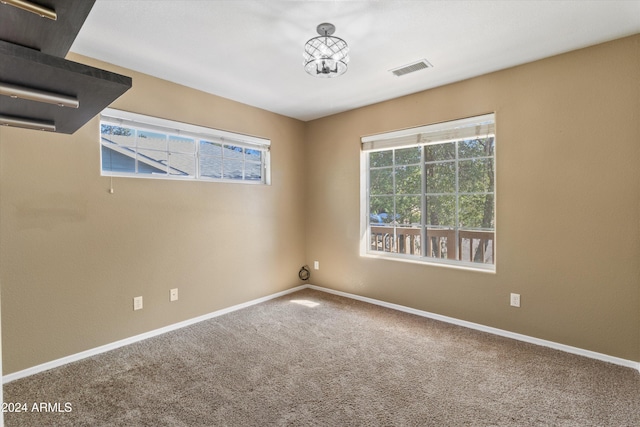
[100,108,271,185]
[360,113,496,272]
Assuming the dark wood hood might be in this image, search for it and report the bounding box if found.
[0,0,132,134]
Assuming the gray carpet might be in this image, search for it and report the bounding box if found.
[4,288,639,426]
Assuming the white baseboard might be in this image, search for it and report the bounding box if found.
[3,283,638,383]
[305,284,640,374]
[2,285,307,384]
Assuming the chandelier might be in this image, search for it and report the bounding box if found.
[303,23,349,78]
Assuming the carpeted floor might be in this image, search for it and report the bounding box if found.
[4,288,640,426]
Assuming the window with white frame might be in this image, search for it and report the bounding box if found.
[361,113,495,271]
[100,108,270,184]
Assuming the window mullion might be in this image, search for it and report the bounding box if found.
[365,153,371,251]
[196,140,201,179]
[221,143,226,179]
[455,141,460,261]
[134,129,139,174]
[165,134,169,175]
[420,145,427,257]
[242,149,246,181]
[392,149,397,253]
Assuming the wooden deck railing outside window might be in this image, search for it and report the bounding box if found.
[370,226,494,264]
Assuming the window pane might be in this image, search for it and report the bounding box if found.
[169,153,196,176]
[459,137,494,158]
[169,135,195,153]
[459,232,494,264]
[370,225,394,253]
[395,165,421,195]
[395,226,421,255]
[223,159,243,179]
[101,125,135,147]
[200,156,222,178]
[200,140,222,157]
[137,150,167,175]
[245,161,262,181]
[370,151,393,167]
[459,159,494,193]
[459,194,494,229]
[137,131,166,150]
[101,145,135,173]
[370,196,394,224]
[426,195,455,227]
[224,145,243,159]
[370,168,393,195]
[426,162,456,194]
[426,228,455,260]
[396,196,421,225]
[425,143,455,162]
[245,148,262,162]
[395,146,421,165]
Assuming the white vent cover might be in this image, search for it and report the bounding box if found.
[389,59,433,77]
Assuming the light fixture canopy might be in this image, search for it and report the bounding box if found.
[303,23,349,78]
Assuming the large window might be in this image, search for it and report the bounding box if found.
[361,114,495,271]
[100,109,270,184]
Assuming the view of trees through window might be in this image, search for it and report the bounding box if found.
[368,135,495,267]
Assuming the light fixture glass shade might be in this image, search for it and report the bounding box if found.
[303,23,349,78]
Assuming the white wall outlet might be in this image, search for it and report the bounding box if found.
[314,261,319,270]
[133,296,143,311]
[170,288,178,302]
[510,293,521,308]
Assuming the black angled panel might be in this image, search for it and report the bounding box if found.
[0,0,132,134]
[0,40,132,134]
[0,0,96,57]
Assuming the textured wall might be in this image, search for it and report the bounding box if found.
[0,55,307,374]
[304,35,640,361]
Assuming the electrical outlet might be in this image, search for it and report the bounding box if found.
[314,261,319,270]
[510,293,521,308]
[133,296,143,311]
[170,288,178,302]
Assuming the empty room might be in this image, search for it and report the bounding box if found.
[0,0,639,425]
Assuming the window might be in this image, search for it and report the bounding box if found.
[361,114,495,271]
[100,108,270,184]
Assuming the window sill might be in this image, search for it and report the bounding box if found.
[361,251,496,274]
[101,171,270,185]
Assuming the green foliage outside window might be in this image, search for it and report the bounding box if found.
[368,137,494,264]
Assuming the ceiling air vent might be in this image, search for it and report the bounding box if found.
[389,59,433,77]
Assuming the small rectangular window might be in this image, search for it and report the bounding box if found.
[100,109,271,184]
[361,114,495,271]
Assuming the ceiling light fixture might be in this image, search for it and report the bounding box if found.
[0,114,56,132]
[0,82,79,108]
[0,0,57,20]
[303,23,349,78]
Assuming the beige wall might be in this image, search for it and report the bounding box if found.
[1,35,638,375]
[305,35,640,362]
[0,55,307,374]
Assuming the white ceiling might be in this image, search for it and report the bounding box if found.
[71,0,640,122]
